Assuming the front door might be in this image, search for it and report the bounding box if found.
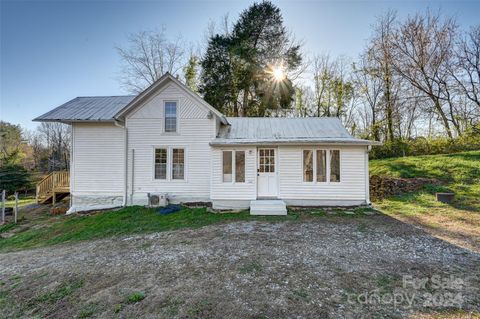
[257,148,278,198]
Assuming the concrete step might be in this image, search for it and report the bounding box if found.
[250,200,287,215]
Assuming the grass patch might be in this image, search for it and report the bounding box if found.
[126,291,145,303]
[78,302,99,318]
[0,206,319,252]
[239,261,262,274]
[35,279,84,303]
[370,150,480,250]
[0,223,17,234]
[4,196,36,208]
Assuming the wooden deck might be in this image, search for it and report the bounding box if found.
[36,171,70,204]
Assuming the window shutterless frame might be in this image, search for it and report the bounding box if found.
[151,146,187,182]
[301,149,341,184]
[163,100,179,134]
[221,150,246,184]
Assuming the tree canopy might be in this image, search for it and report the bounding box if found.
[200,1,302,116]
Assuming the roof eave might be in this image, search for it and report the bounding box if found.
[210,139,383,146]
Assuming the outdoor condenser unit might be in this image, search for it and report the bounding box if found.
[147,193,168,207]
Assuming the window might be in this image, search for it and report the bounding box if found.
[303,150,314,182]
[222,150,246,183]
[223,151,232,182]
[330,150,340,182]
[259,149,275,173]
[235,151,245,183]
[164,101,177,132]
[316,150,327,182]
[303,149,340,183]
[154,148,167,179]
[172,148,184,180]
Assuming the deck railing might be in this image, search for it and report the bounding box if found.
[36,171,70,203]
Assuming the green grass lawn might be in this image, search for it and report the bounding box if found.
[1,150,478,253]
[370,150,480,250]
[370,150,480,212]
[1,205,369,253]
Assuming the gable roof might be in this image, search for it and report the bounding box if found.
[33,72,228,124]
[33,96,135,122]
[211,117,381,146]
[114,72,228,124]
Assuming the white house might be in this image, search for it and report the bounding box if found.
[34,73,380,214]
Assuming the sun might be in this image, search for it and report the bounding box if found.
[272,66,286,81]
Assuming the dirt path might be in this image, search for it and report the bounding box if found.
[1,215,479,318]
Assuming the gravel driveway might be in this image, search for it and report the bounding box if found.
[1,214,479,318]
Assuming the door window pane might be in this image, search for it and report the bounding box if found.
[330,150,340,182]
[303,150,313,182]
[172,148,184,179]
[223,151,232,182]
[154,148,167,179]
[235,151,245,183]
[316,150,327,182]
[259,149,275,173]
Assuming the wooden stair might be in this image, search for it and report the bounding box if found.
[36,171,70,204]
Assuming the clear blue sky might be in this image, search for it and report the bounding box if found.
[1,0,479,129]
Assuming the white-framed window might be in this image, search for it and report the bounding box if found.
[302,149,340,183]
[222,150,246,183]
[172,148,185,180]
[316,150,327,182]
[303,150,314,182]
[235,151,245,183]
[164,101,177,132]
[153,146,186,181]
[330,150,340,182]
[154,148,167,180]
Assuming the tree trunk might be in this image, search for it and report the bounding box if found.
[433,98,453,138]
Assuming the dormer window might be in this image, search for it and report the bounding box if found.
[164,101,177,132]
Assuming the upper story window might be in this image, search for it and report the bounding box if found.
[164,101,177,132]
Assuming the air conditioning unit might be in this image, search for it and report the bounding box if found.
[147,193,168,207]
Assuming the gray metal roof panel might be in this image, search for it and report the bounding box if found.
[33,96,136,121]
[213,117,380,145]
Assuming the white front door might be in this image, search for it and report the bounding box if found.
[257,148,278,198]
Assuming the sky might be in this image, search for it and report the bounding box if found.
[1,0,479,130]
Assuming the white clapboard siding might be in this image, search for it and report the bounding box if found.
[126,82,216,201]
[210,146,257,200]
[72,123,125,194]
[278,145,367,200]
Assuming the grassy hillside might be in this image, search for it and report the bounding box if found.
[370,150,480,250]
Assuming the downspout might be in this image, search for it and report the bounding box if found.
[114,120,128,207]
[365,145,371,205]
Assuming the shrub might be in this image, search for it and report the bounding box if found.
[370,133,480,159]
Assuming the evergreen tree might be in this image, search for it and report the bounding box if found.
[200,1,302,116]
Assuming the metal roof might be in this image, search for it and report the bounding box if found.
[33,96,135,122]
[211,117,380,146]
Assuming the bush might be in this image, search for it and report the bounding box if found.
[370,133,480,159]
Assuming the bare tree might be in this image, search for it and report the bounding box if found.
[353,54,383,140]
[452,25,480,110]
[389,11,459,138]
[37,123,71,172]
[116,28,186,93]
